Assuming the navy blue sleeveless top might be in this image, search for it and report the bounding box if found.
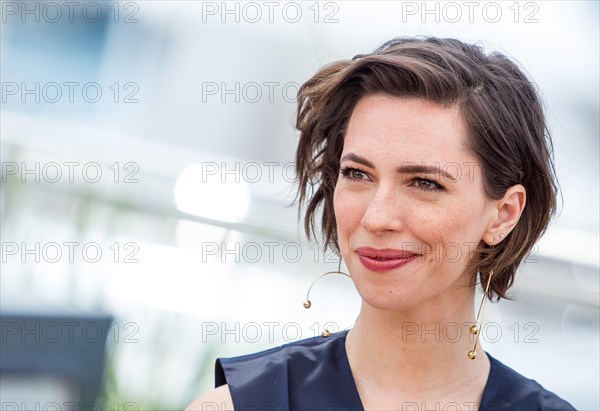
[215,329,575,411]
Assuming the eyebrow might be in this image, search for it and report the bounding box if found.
[340,152,457,182]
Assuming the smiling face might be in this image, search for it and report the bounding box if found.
[334,94,498,314]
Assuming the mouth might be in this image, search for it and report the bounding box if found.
[355,247,420,272]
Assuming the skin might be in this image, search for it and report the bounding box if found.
[187,94,526,410]
[337,94,525,410]
[186,384,233,410]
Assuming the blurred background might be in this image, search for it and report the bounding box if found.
[1,1,598,409]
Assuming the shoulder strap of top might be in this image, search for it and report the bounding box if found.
[214,330,364,411]
[481,352,576,410]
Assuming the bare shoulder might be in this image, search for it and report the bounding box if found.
[185,384,234,411]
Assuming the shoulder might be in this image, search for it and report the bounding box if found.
[216,331,344,380]
[215,331,343,382]
[214,331,352,409]
[483,353,576,410]
[185,384,233,411]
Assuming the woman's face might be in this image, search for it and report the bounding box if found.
[333,94,497,313]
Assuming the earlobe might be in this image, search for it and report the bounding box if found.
[485,184,526,244]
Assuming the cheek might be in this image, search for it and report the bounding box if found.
[417,201,487,267]
[333,187,364,238]
[409,202,479,256]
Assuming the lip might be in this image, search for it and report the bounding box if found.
[356,247,420,272]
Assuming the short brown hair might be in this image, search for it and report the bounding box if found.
[294,36,558,301]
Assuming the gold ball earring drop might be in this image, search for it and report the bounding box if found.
[303,258,352,338]
[468,234,501,360]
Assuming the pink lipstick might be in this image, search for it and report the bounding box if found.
[356,247,420,272]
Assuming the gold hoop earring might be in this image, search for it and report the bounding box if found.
[303,258,352,338]
[468,239,495,360]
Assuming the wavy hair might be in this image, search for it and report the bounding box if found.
[294,37,559,301]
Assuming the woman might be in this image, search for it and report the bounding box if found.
[187,37,576,410]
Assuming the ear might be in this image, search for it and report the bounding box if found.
[484,184,526,245]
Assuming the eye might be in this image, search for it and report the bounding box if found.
[411,178,444,192]
[340,166,370,181]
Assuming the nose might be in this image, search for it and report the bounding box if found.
[360,185,404,234]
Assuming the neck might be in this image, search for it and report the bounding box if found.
[345,290,490,396]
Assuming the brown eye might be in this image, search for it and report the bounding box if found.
[341,167,369,181]
[350,169,366,179]
[418,180,434,189]
[412,178,443,192]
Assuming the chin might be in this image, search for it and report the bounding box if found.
[349,266,473,315]
[352,278,424,313]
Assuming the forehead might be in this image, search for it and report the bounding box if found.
[344,94,470,162]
